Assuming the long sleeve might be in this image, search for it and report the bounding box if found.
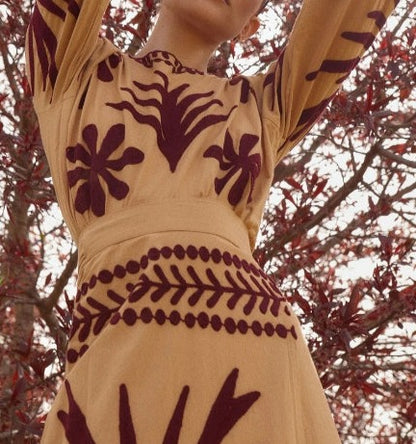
[260,0,399,164]
[25,0,110,105]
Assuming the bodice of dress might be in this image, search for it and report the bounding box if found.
[34,46,279,253]
[26,0,398,259]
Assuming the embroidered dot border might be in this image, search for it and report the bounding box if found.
[67,307,297,364]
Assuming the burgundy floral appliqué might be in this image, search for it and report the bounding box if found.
[204,131,261,205]
[66,124,144,216]
[58,368,260,443]
[107,71,237,172]
[97,54,122,82]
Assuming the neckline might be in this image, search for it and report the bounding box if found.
[133,50,206,76]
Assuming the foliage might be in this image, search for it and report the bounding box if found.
[0,0,415,442]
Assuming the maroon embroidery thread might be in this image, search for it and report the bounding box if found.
[76,245,270,298]
[198,368,260,444]
[97,54,122,82]
[66,123,144,216]
[57,381,96,444]
[126,264,283,317]
[106,71,237,172]
[67,245,297,362]
[229,77,257,104]
[68,305,297,363]
[58,369,260,443]
[287,94,336,144]
[28,5,59,92]
[119,384,137,444]
[27,0,80,93]
[134,50,204,76]
[305,10,388,84]
[163,386,190,444]
[204,131,261,205]
[109,307,297,340]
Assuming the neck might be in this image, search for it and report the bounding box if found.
[136,8,219,72]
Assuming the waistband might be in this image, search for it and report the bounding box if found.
[77,200,251,269]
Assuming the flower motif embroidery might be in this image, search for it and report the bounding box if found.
[66,124,144,216]
[204,131,261,206]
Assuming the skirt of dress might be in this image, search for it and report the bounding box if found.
[41,230,341,444]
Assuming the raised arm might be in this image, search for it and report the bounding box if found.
[25,0,110,105]
[261,0,399,164]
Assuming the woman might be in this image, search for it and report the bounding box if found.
[26,0,398,442]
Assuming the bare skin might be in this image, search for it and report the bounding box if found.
[136,0,263,72]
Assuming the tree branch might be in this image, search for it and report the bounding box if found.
[272,137,320,184]
[271,143,379,251]
[42,250,78,312]
[376,146,416,169]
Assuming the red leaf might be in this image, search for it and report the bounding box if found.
[285,177,303,191]
[368,196,377,214]
[291,235,302,248]
[400,87,412,100]
[361,381,382,396]
[317,290,329,304]
[407,399,416,420]
[310,172,319,186]
[10,377,27,404]
[379,234,393,259]
[344,285,362,320]
[282,188,296,205]
[293,291,312,315]
[308,250,324,261]
[390,143,407,154]
[366,83,374,112]
[44,273,52,287]
[304,270,315,284]
[15,409,31,423]
[312,179,328,198]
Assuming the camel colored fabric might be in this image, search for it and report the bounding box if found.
[26,1,397,442]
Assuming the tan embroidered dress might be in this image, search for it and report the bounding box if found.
[26,1,397,442]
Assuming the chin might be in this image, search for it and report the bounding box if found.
[163,0,241,41]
